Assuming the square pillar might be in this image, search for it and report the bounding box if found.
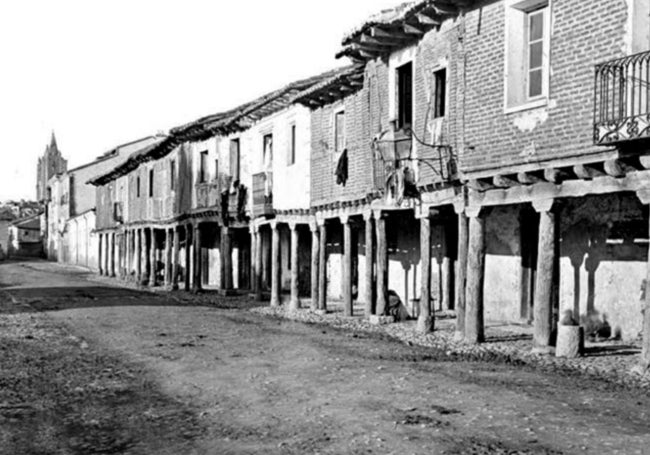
[637,190,650,368]
[289,222,300,311]
[310,222,320,311]
[375,211,388,316]
[317,220,327,311]
[254,226,263,301]
[164,228,172,287]
[270,221,281,307]
[109,232,116,278]
[532,199,557,353]
[98,233,104,275]
[135,229,142,283]
[418,213,433,333]
[465,206,486,344]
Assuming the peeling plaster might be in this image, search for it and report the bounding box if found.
[512,108,549,132]
[518,142,537,160]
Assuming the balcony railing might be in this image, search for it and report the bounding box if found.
[594,50,650,145]
[252,172,273,218]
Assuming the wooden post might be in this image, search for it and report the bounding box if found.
[532,199,556,352]
[638,190,650,368]
[375,211,388,316]
[464,207,486,344]
[172,226,180,290]
[254,226,263,301]
[221,226,233,292]
[164,228,172,287]
[363,212,375,316]
[318,220,327,311]
[442,220,454,310]
[454,206,469,340]
[418,213,433,333]
[341,215,353,317]
[149,228,156,287]
[135,230,142,283]
[310,222,319,311]
[184,224,191,291]
[109,232,116,277]
[289,222,300,310]
[192,223,202,292]
[142,228,150,286]
[250,226,257,294]
[98,233,104,275]
[125,230,131,279]
[270,221,281,307]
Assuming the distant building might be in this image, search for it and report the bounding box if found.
[0,209,15,259]
[45,135,165,268]
[8,214,43,257]
[36,132,68,203]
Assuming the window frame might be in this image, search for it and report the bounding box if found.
[170,159,176,191]
[148,169,154,198]
[503,0,551,114]
[229,138,240,181]
[288,123,297,166]
[199,150,208,183]
[432,67,447,119]
[334,109,346,154]
[396,61,413,129]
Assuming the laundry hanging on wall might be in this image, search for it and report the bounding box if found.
[335,148,348,186]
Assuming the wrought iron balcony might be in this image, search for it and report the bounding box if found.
[252,172,273,218]
[594,50,650,145]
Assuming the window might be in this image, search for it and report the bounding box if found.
[334,111,345,153]
[433,68,447,118]
[504,0,550,111]
[263,134,273,170]
[136,176,141,197]
[527,9,544,98]
[170,159,176,190]
[397,62,413,129]
[288,124,296,165]
[148,169,154,197]
[229,139,240,181]
[214,159,219,181]
[199,150,208,183]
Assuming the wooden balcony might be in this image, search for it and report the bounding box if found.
[252,172,273,218]
[196,181,221,209]
[594,51,650,145]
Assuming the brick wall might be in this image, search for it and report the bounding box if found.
[462,0,628,175]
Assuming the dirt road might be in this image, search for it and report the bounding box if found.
[1,259,650,454]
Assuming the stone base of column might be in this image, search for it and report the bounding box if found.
[171,284,179,291]
[555,326,584,358]
[218,289,237,297]
[416,315,433,334]
[288,298,301,311]
[531,345,554,355]
[453,331,465,342]
[369,315,394,325]
[270,296,281,307]
[313,309,328,316]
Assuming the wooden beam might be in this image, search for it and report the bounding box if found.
[359,49,380,59]
[543,168,571,184]
[492,174,518,188]
[573,163,605,180]
[351,42,392,54]
[517,171,543,185]
[638,155,650,170]
[416,12,441,26]
[431,2,460,15]
[403,23,425,35]
[360,33,409,47]
[371,26,412,41]
[603,158,630,178]
[467,178,495,192]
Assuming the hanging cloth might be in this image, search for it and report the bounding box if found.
[335,148,348,186]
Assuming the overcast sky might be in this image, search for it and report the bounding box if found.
[0,0,400,201]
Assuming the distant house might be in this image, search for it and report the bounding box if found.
[8,214,43,258]
[0,209,15,259]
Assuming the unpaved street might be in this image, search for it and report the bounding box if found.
[1,259,650,454]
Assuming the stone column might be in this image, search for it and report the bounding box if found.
[454,205,469,341]
[375,211,388,316]
[172,226,180,290]
[149,228,156,287]
[270,221,281,307]
[363,211,375,317]
[135,229,142,283]
[638,190,650,368]
[254,226,263,301]
[221,226,233,293]
[418,213,433,333]
[532,199,557,353]
[442,221,454,310]
[184,224,191,291]
[98,233,104,275]
[464,206,486,344]
[310,222,319,311]
[125,230,131,279]
[109,232,116,277]
[318,220,327,311]
[289,222,300,311]
[164,228,172,287]
[192,223,202,292]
